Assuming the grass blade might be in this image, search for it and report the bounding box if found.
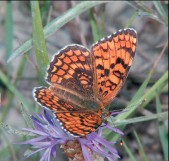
[89,8,102,42]
[126,1,167,25]
[100,4,106,34]
[0,70,33,113]
[133,129,148,161]
[142,71,168,107]
[122,139,137,161]
[0,122,35,136]
[105,71,168,140]
[156,93,168,161]
[0,56,27,122]
[0,128,17,161]
[14,56,27,83]
[115,69,153,121]
[125,11,138,28]
[5,0,13,75]
[7,1,109,63]
[113,111,168,126]
[41,1,51,20]
[153,1,168,24]
[117,70,168,121]
[30,1,49,79]
[20,104,33,128]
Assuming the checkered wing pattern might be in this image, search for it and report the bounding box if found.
[91,28,137,106]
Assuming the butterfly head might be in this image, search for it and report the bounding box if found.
[100,108,110,121]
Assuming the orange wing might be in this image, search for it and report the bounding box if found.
[33,87,102,136]
[45,45,100,109]
[33,28,137,136]
[91,28,137,106]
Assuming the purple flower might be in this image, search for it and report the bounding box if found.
[18,110,123,161]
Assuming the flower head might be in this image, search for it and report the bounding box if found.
[19,110,123,161]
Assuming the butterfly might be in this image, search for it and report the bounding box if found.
[33,28,137,137]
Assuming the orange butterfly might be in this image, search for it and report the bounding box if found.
[33,28,137,137]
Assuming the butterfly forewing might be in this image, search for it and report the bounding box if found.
[91,28,137,106]
[45,45,99,109]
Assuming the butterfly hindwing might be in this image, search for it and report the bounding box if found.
[33,87,102,136]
